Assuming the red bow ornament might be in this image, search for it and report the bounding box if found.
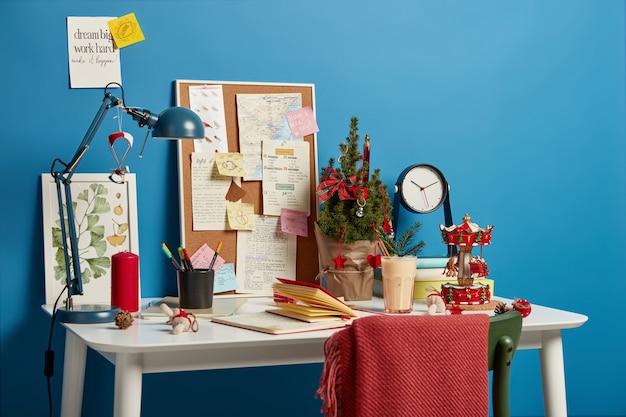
[317,168,368,203]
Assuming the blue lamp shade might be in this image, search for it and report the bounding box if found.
[152,107,204,139]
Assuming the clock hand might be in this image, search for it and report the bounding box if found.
[423,181,438,189]
[421,190,430,207]
[411,180,425,190]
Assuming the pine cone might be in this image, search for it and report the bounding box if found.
[494,302,510,315]
[115,310,134,329]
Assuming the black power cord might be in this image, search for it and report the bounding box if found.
[45,285,68,417]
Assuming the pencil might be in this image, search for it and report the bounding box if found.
[208,241,223,271]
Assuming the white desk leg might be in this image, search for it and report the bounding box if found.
[60,331,87,417]
[539,329,568,417]
[113,353,143,417]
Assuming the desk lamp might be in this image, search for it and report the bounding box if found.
[50,82,203,323]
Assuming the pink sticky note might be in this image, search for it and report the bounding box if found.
[190,243,226,270]
[285,106,319,138]
[280,208,309,237]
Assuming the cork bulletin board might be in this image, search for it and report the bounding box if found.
[175,80,319,285]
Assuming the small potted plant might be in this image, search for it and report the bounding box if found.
[315,117,424,300]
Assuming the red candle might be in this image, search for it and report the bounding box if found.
[111,251,139,313]
[362,134,370,182]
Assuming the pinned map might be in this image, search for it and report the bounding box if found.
[236,93,302,180]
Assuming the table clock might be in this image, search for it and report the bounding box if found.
[392,163,455,256]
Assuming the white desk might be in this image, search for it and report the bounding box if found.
[43,297,587,417]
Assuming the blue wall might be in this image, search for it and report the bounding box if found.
[1,1,625,416]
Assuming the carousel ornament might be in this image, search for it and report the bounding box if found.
[439,213,494,309]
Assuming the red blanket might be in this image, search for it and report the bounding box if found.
[316,314,490,417]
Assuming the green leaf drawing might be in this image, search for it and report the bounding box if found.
[50,182,119,286]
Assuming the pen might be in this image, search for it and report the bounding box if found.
[161,243,183,271]
[176,247,188,271]
[182,247,194,271]
[208,241,222,271]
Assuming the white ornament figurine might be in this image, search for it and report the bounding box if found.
[426,293,447,315]
[159,304,199,335]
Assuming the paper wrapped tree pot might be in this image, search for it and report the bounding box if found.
[315,117,394,301]
[315,224,375,301]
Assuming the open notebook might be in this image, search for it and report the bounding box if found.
[211,279,360,334]
[269,278,358,322]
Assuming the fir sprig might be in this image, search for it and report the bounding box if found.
[378,222,425,256]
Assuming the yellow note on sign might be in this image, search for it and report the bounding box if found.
[107,13,145,48]
[226,202,255,230]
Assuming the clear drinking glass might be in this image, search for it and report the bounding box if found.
[382,255,417,313]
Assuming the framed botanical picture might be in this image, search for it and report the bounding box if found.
[41,173,139,305]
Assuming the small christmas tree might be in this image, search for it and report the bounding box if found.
[315,117,424,300]
[317,117,425,255]
[317,117,389,243]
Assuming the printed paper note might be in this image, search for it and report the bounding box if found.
[188,85,228,153]
[262,140,310,216]
[236,215,297,295]
[191,152,235,230]
[67,16,121,88]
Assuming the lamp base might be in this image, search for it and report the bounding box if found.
[55,304,121,324]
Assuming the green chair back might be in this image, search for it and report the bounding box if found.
[488,310,523,417]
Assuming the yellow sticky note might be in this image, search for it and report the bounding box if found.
[107,13,145,49]
[215,153,245,177]
[226,203,255,230]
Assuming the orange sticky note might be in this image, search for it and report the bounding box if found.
[108,13,145,49]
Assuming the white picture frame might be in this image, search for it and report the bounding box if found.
[41,173,140,305]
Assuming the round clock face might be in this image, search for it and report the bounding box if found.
[398,164,448,214]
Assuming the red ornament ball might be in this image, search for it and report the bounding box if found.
[512,299,532,317]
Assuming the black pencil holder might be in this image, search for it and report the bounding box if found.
[177,269,214,309]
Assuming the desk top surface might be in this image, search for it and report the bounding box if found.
[42,296,588,354]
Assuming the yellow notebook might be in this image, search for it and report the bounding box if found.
[270,278,358,322]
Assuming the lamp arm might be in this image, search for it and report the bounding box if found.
[50,91,121,300]
[57,93,122,179]
[54,176,83,297]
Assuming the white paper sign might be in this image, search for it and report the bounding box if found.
[235,215,296,295]
[67,16,121,88]
[262,140,310,216]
